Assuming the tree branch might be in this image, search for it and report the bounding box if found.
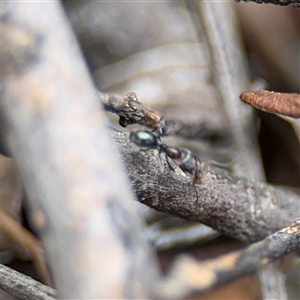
[158,218,300,298]
[1,2,159,298]
[112,127,299,242]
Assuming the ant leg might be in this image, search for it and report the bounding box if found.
[165,155,175,172]
[151,127,158,134]
[157,152,164,174]
[193,157,199,203]
[151,127,162,139]
[193,181,199,204]
[152,122,167,139]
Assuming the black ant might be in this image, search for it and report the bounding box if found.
[129,130,203,202]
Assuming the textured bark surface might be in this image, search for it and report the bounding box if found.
[0,264,56,300]
[113,128,299,242]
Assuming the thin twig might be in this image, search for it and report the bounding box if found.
[99,91,164,129]
[235,0,300,7]
[0,264,57,300]
[99,91,230,141]
[158,218,300,299]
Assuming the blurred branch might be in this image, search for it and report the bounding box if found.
[190,1,264,180]
[146,222,220,251]
[235,0,300,7]
[1,2,158,299]
[191,2,292,298]
[0,264,57,300]
[159,218,300,298]
[258,262,288,300]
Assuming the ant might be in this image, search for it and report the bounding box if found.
[129,130,203,202]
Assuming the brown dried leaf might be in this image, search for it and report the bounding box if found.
[240,90,300,118]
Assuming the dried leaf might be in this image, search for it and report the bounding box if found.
[240,90,300,118]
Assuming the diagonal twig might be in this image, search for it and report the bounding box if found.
[0,264,57,300]
[158,217,300,298]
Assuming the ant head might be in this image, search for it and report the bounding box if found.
[129,130,160,149]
